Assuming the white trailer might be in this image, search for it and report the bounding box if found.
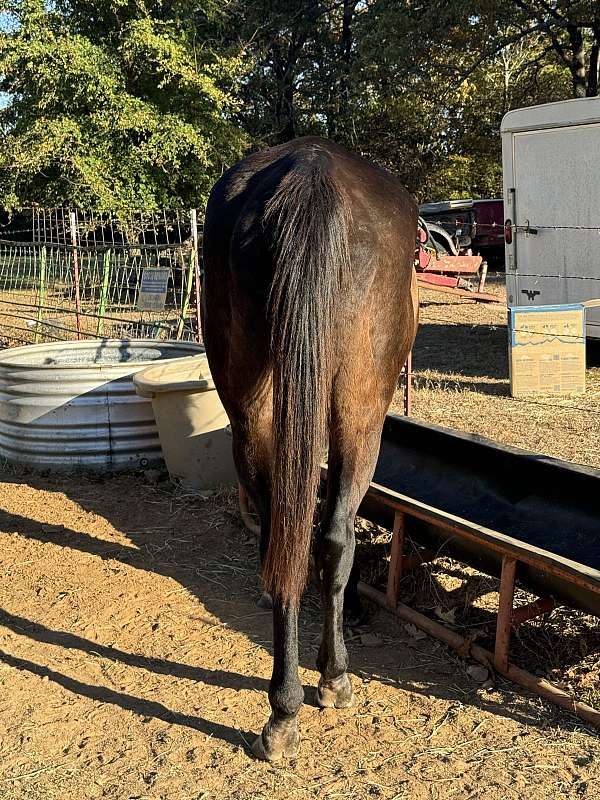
[501,97,600,339]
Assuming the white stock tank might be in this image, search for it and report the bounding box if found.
[0,339,204,470]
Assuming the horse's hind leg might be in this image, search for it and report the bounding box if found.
[229,407,273,606]
[314,407,385,709]
[252,598,303,761]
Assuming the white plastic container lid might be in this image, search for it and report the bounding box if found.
[133,352,214,398]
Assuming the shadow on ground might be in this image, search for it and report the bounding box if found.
[0,468,596,752]
[413,322,508,384]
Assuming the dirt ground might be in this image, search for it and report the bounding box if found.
[0,276,599,799]
[0,472,598,800]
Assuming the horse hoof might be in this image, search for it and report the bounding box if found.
[317,673,355,709]
[251,733,271,761]
[251,724,300,762]
[257,591,273,609]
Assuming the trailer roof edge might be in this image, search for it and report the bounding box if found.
[501,96,600,134]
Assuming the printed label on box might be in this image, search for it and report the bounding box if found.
[509,304,586,397]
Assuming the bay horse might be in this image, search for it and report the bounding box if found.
[202,137,418,761]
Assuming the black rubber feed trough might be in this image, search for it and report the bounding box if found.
[357,414,600,617]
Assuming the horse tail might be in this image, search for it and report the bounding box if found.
[262,151,352,606]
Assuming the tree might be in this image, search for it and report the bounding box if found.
[0,0,246,209]
[1,0,595,209]
[507,0,600,98]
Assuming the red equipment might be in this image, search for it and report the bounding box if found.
[415,217,501,303]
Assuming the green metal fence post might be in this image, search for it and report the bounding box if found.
[97,248,112,337]
[35,246,47,343]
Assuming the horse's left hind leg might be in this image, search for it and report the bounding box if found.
[231,418,303,761]
[252,598,303,761]
[315,419,383,709]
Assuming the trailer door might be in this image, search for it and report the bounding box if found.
[508,122,600,339]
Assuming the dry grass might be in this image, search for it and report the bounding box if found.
[393,276,600,468]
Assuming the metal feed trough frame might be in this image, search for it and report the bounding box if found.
[325,415,600,728]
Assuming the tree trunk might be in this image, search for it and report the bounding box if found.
[271,44,297,143]
[276,80,296,141]
[588,23,600,97]
[329,0,356,139]
[568,26,587,99]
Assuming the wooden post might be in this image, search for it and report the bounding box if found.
[96,248,112,337]
[478,259,489,294]
[191,209,202,342]
[403,351,412,416]
[35,245,46,343]
[176,212,197,340]
[495,556,517,672]
[387,511,406,609]
[69,211,82,339]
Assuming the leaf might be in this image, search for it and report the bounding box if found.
[434,606,457,625]
[466,664,489,683]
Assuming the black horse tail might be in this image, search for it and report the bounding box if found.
[262,150,352,606]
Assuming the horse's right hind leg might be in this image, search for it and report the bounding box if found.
[314,412,384,709]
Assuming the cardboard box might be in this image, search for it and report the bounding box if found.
[509,304,586,396]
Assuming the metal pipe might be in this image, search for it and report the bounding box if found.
[358,581,600,730]
[386,511,405,609]
[512,597,555,626]
[403,352,412,416]
[495,556,516,672]
[191,209,202,342]
[97,248,112,337]
[69,212,82,339]
[35,246,46,343]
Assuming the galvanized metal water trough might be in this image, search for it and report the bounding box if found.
[0,339,204,471]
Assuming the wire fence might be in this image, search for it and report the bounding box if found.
[0,209,202,346]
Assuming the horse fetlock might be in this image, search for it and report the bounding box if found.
[252,714,300,762]
[268,683,304,718]
[317,672,355,709]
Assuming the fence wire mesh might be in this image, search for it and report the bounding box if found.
[0,208,202,345]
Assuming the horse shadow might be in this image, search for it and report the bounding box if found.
[0,467,596,752]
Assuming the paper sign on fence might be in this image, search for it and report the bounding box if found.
[138,268,170,311]
[509,304,586,397]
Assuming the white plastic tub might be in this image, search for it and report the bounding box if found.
[134,354,236,490]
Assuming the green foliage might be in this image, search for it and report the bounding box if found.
[0,0,246,209]
[0,0,597,209]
